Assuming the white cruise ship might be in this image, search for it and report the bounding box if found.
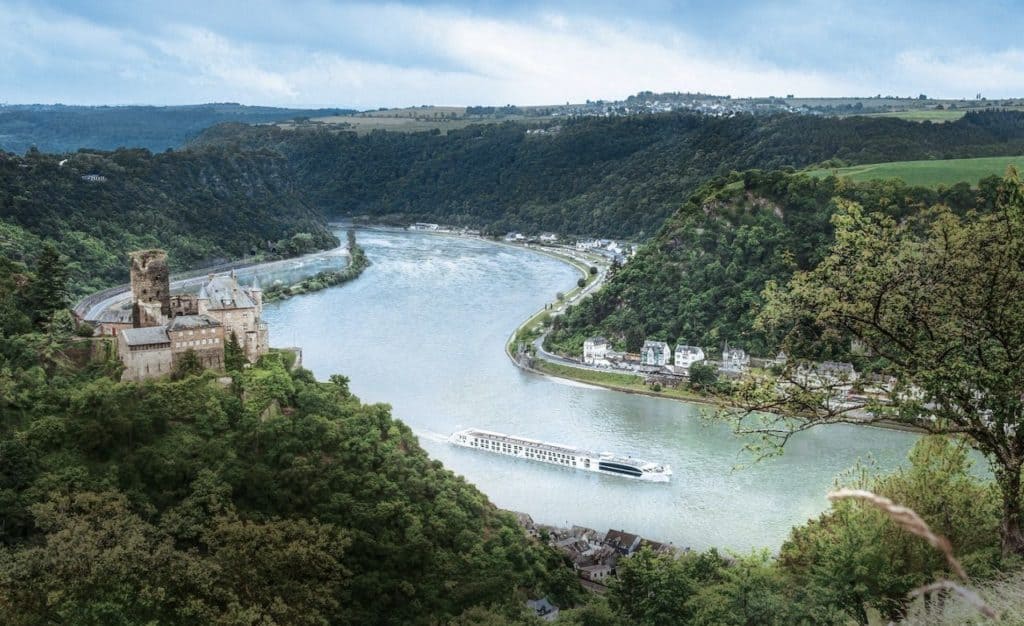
[449,429,671,483]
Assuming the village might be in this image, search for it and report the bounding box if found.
[509,511,688,621]
[578,335,899,415]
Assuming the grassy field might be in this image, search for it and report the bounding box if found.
[287,105,558,135]
[807,155,1024,188]
[531,360,717,405]
[859,109,967,122]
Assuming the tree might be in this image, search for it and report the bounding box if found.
[173,349,203,380]
[778,437,999,623]
[743,170,1024,556]
[26,244,68,326]
[224,331,245,372]
[688,362,718,391]
[577,278,586,288]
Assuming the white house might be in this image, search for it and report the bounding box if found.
[641,340,671,366]
[538,233,558,243]
[583,336,611,366]
[721,347,750,373]
[673,344,705,370]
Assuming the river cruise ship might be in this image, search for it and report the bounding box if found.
[449,428,672,482]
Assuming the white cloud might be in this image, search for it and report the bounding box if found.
[895,49,1024,98]
[154,27,298,100]
[1,1,1022,106]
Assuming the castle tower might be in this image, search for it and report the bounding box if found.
[197,283,210,316]
[250,276,263,312]
[130,249,171,328]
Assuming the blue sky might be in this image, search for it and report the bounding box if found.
[1,0,1022,107]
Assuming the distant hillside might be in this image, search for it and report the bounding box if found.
[807,154,1024,188]
[544,169,1002,357]
[197,110,1024,239]
[0,147,338,295]
[0,103,353,154]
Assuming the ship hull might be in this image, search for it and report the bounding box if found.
[449,429,671,483]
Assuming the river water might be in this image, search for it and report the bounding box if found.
[260,228,917,551]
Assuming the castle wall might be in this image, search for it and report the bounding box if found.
[169,325,225,370]
[118,334,173,382]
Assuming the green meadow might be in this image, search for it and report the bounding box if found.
[808,155,1024,187]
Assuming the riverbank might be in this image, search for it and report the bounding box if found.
[503,246,926,435]
[264,230,368,302]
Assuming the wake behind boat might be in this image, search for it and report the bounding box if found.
[449,428,672,483]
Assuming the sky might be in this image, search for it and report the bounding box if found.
[1,0,1022,108]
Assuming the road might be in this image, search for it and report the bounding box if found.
[78,244,350,322]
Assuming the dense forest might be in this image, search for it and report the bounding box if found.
[0,147,338,295]
[544,169,1004,357]
[4,110,1024,300]
[0,104,353,154]
[196,110,1024,238]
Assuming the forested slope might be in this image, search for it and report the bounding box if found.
[0,257,577,625]
[0,103,351,154]
[198,110,1024,238]
[0,147,338,295]
[544,170,1001,357]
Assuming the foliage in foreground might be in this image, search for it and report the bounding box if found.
[0,258,575,624]
[749,170,1024,558]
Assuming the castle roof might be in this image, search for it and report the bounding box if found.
[166,314,222,332]
[197,284,209,300]
[201,275,256,311]
[121,326,170,347]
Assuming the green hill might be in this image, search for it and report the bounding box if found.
[196,110,1024,240]
[545,170,1000,358]
[807,154,1024,187]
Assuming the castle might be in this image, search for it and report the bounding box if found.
[117,250,269,381]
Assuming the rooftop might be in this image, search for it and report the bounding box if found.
[166,314,222,332]
[201,275,256,311]
[121,326,169,347]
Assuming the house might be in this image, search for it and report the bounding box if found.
[583,336,611,366]
[538,233,558,243]
[640,340,671,366]
[815,361,858,385]
[673,344,705,370]
[526,598,560,622]
[605,529,642,556]
[578,563,613,583]
[720,347,749,373]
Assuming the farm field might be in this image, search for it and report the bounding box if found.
[807,155,1024,187]
[859,109,967,122]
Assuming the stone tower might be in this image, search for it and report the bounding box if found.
[130,249,171,328]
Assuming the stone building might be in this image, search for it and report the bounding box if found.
[196,274,268,363]
[117,250,269,381]
[130,250,172,328]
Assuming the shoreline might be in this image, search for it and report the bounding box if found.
[499,244,926,436]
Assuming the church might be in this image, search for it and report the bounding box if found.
[117,249,269,381]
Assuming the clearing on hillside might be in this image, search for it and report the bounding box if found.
[807,155,1024,188]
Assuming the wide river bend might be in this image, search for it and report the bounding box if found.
[261,228,917,551]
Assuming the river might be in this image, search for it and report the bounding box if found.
[260,228,918,551]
